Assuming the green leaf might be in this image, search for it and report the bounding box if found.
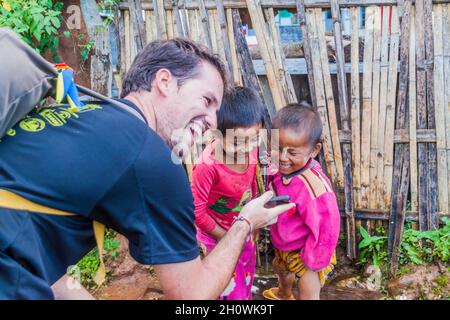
[360,226,369,239]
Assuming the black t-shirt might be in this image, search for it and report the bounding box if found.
[0,99,199,291]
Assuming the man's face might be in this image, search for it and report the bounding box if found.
[156,61,224,155]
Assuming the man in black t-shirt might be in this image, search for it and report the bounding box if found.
[0,38,294,299]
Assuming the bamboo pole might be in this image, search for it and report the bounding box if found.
[424,0,439,229]
[216,0,234,72]
[350,7,361,210]
[376,6,392,211]
[361,6,375,209]
[227,8,243,85]
[296,0,317,108]
[409,9,419,214]
[144,10,153,44]
[188,10,199,42]
[208,9,219,53]
[383,7,400,208]
[330,0,355,259]
[388,0,411,275]
[128,0,146,52]
[199,0,213,48]
[212,9,227,61]
[246,0,285,111]
[432,4,449,216]
[444,4,450,214]
[118,10,127,80]
[314,8,344,191]
[172,1,184,37]
[369,6,382,210]
[265,7,297,104]
[306,8,339,187]
[166,10,174,38]
[124,10,132,70]
[154,0,168,40]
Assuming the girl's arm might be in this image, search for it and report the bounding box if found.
[191,163,220,234]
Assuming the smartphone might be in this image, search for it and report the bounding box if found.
[242,195,291,207]
[264,195,291,208]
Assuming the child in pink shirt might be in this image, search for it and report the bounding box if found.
[191,87,266,300]
[262,103,340,300]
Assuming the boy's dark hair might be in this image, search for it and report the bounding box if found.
[121,38,230,97]
[217,86,266,135]
[272,102,323,146]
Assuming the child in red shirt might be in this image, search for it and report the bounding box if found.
[191,87,266,299]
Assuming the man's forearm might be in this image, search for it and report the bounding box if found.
[200,220,250,296]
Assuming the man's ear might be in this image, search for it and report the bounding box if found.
[153,68,175,97]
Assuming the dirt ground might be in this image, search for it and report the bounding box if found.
[90,235,448,300]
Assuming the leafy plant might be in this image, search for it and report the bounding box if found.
[69,229,121,289]
[79,40,95,63]
[0,0,63,59]
[358,218,450,268]
[358,226,388,267]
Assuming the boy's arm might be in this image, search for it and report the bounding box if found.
[300,193,341,272]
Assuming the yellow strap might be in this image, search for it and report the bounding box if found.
[0,189,106,286]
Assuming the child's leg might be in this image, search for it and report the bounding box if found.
[271,258,296,299]
[297,269,321,300]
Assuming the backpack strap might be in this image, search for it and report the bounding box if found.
[0,189,107,286]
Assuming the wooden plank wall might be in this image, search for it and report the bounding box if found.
[116,0,450,266]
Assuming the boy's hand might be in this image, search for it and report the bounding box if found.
[240,191,295,230]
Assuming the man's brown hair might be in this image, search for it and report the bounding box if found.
[121,38,230,98]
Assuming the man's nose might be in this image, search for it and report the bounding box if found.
[206,109,217,130]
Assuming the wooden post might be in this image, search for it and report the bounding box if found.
[199,0,213,48]
[80,0,113,96]
[117,10,127,81]
[376,6,392,211]
[444,4,450,214]
[350,7,361,211]
[296,0,317,108]
[383,7,400,209]
[216,0,234,72]
[369,7,382,210]
[433,5,449,218]
[330,0,355,259]
[231,8,273,135]
[128,0,146,52]
[424,0,439,230]
[388,0,411,275]
[409,8,419,214]
[154,0,168,40]
[416,0,433,230]
[172,1,185,37]
[306,8,339,188]
[361,6,374,209]
[227,8,243,85]
[314,8,344,191]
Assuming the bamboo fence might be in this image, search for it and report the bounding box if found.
[115,0,450,271]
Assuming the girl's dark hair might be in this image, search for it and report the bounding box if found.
[272,102,323,146]
[121,38,230,97]
[217,86,266,135]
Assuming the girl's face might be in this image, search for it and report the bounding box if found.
[220,124,262,161]
[272,128,321,175]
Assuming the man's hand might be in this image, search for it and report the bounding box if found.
[239,191,295,230]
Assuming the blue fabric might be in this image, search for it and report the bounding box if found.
[0,99,199,299]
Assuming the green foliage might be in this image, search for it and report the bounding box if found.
[79,40,95,63]
[69,229,121,289]
[358,217,450,268]
[358,226,388,267]
[433,274,449,287]
[0,0,63,59]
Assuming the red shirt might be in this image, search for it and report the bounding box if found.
[191,142,258,233]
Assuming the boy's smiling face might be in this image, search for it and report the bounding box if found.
[273,128,322,175]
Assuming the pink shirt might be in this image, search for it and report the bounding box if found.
[270,161,340,271]
[191,142,258,233]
